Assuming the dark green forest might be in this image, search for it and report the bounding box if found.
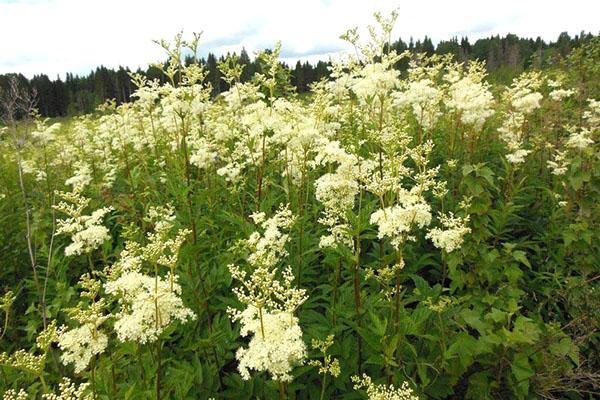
[1,31,597,117]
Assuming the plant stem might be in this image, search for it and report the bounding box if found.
[91,355,97,400]
[319,374,328,400]
[353,234,363,374]
[108,346,117,399]
[332,258,342,327]
[278,381,286,400]
[154,261,161,400]
[258,306,266,339]
[156,340,162,400]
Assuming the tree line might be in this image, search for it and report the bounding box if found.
[0,31,596,117]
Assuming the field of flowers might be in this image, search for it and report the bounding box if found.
[0,13,599,400]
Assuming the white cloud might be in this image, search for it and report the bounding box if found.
[0,0,598,78]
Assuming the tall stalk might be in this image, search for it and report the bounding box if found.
[12,120,45,327]
[278,381,286,400]
[154,263,162,400]
[353,187,364,373]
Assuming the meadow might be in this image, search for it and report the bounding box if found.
[0,12,599,400]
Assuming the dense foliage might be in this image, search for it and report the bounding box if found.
[1,12,599,400]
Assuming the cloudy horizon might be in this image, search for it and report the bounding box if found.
[1,0,599,79]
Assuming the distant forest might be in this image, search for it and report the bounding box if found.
[1,31,597,117]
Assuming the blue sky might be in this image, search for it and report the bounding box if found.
[1,0,599,78]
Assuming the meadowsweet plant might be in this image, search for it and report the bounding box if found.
[498,71,544,165]
[103,207,195,344]
[308,335,341,400]
[0,322,58,392]
[228,205,308,389]
[0,291,15,340]
[105,271,195,343]
[1,10,600,400]
[102,205,193,399]
[56,275,108,374]
[53,190,112,258]
[426,212,471,253]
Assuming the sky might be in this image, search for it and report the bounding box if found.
[0,0,599,79]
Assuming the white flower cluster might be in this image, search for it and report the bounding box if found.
[549,88,575,101]
[42,378,91,400]
[566,126,594,150]
[2,389,28,400]
[105,271,195,344]
[505,148,531,164]
[19,158,47,182]
[314,141,360,248]
[189,137,218,170]
[0,350,45,375]
[584,98,600,127]
[246,205,296,269]
[234,305,306,382]
[352,374,419,400]
[99,205,195,344]
[53,190,112,257]
[55,278,109,374]
[499,72,544,165]
[351,62,400,100]
[65,162,93,192]
[426,212,471,253]
[508,72,544,114]
[547,150,569,175]
[394,78,442,131]
[559,98,598,152]
[370,203,432,249]
[143,204,191,271]
[445,62,495,130]
[228,206,308,382]
[57,323,108,373]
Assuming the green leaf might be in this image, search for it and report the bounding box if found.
[460,308,490,334]
[511,352,533,398]
[512,250,531,269]
[486,308,507,324]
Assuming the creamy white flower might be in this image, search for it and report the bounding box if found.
[370,203,432,249]
[566,128,594,150]
[42,378,92,400]
[243,206,295,269]
[446,66,495,130]
[54,191,113,257]
[506,149,531,164]
[2,389,29,400]
[352,374,419,400]
[426,213,471,253]
[65,162,93,192]
[189,138,218,170]
[57,324,108,373]
[64,225,110,257]
[351,63,399,100]
[507,72,544,115]
[394,79,442,130]
[104,272,195,344]
[234,305,306,382]
[547,150,569,175]
[549,88,575,101]
[512,92,543,114]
